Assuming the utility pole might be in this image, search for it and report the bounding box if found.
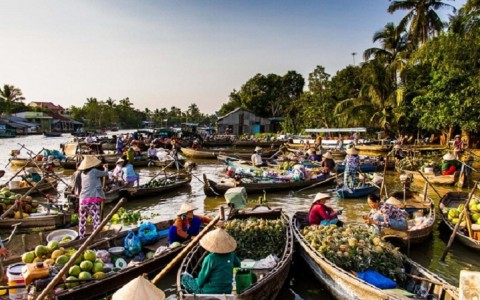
[352,52,357,66]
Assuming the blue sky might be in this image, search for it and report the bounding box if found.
[0,0,464,114]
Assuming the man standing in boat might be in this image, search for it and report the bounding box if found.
[251,146,264,167]
[453,135,464,159]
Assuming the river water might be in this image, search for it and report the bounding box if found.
[0,133,479,299]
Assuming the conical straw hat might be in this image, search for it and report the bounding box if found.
[77,155,102,171]
[443,153,456,161]
[386,196,404,209]
[323,152,333,159]
[346,147,359,155]
[254,146,262,151]
[200,228,237,254]
[313,192,331,202]
[112,276,165,300]
[177,202,198,215]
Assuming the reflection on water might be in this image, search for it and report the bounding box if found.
[0,134,479,299]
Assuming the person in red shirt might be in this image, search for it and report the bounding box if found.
[308,192,343,225]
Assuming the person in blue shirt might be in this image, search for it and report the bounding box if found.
[116,136,124,155]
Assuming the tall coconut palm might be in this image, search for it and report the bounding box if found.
[334,59,399,133]
[363,22,412,69]
[388,0,456,45]
[0,84,25,114]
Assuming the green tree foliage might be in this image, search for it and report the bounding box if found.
[411,25,480,139]
[388,0,456,46]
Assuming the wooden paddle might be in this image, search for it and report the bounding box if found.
[151,214,221,284]
[440,183,478,262]
[37,198,126,300]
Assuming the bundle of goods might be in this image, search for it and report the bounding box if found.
[143,178,176,188]
[302,224,405,281]
[224,218,286,260]
[0,187,39,218]
[110,208,141,226]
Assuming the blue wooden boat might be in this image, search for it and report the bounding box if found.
[43,131,62,137]
[336,163,379,173]
[335,183,378,198]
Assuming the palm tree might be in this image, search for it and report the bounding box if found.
[335,59,399,133]
[363,22,412,67]
[0,84,25,114]
[388,0,456,45]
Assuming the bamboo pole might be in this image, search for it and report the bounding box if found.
[37,198,126,300]
[2,148,45,186]
[416,170,442,199]
[151,215,220,284]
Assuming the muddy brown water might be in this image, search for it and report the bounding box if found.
[0,133,479,299]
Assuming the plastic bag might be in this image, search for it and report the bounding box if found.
[253,255,278,269]
[137,222,159,246]
[357,270,397,289]
[123,231,142,257]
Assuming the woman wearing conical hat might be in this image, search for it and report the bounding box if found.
[441,152,459,175]
[320,151,335,175]
[308,192,343,226]
[168,202,212,244]
[181,228,240,294]
[343,147,360,189]
[77,156,109,238]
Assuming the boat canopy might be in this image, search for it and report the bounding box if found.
[305,127,367,133]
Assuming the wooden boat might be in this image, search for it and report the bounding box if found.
[0,211,72,232]
[203,173,334,196]
[382,190,436,247]
[233,140,284,148]
[177,208,293,300]
[43,131,63,137]
[61,157,149,170]
[355,143,392,153]
[64,186,122,204]
[292,211,459,300]
[119,173,192,200]
[336,162,381,173]
[51,219,185,300]
[8,158,43,168]
[439,191,480,251]
[182,147,278,160]
[399,169,459,186]
[335,183,379,198]
[0,178,58,195]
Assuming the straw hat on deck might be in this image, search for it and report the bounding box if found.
[177,202,198,215]
[78,156,102,171]
[200,228,237,254]
[346,147,359,155]
[112,276,165,300]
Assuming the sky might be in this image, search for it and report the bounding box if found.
[0,0,465,115]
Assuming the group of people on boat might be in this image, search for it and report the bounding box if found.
[308,192,408,231]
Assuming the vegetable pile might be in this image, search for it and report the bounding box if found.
[0,187,39,218]
[224,217,286,260]
[143,178,175,188]
[302,224,405,281]
[110,207,141,226]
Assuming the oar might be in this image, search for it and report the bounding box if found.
[416,170,442,199]
[146,160,176,185]
[151,214,221,284]
[292,173,343,194]
[37,198,126,300]
[440,183,478,262]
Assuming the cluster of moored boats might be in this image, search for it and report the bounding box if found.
[0,132,478,299]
